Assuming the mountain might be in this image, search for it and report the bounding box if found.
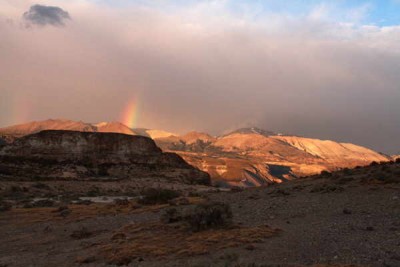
[0,130,210,185]
[0,120,389,187]
[96,122,137,135]
[0,119,174,140]
[180,131,216,144]
[0,119,96,140]
[152,128,390,187]
[224,127,277,136]
[272,135,387,166]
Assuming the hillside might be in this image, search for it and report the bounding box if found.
[154,129,390,187]
[272,135,388,166]
[0,120,390,187]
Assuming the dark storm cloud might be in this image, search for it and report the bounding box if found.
[23,4,70,27]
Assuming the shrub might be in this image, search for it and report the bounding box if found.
[185,201,233,232]
[32,182,51,190]
[138,188,181,205]
[86,186,101,197]
[70,227,92,240]
[160,207,182,224]
[342,168,352,175]
[213,180,229,188]
[0,200,12,212]
[32,199,55,208]
[320,170,332,177]
[113,198,130,206]
[380,165,389,171]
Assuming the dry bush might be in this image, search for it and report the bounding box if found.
[70,227,93,240]
[185,202,233,232]
[32,199,55,208]
[310,184,344,193]
[320,170,332,177]
[3,202,167,226]
[160,207,182,224]
[0,200,12,212]
[138,188,181,205]
[98,222,280,265]
[113,198,130,206]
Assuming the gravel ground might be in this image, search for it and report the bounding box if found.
[0,172,399,267]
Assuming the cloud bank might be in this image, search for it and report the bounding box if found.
[0,0,400,154]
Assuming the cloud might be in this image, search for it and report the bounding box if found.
[0,0,400,154]
[23,4,70,27]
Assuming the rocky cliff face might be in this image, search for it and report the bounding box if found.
[0,130,210,185]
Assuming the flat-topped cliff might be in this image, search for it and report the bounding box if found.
[0,130,210,185]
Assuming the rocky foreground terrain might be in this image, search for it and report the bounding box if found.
[0,120,390,187]
[0,159,399,266]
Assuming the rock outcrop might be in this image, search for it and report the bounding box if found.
[0,130,210,185]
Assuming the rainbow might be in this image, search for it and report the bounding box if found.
[120,98,139,128]
[1,91,32,126]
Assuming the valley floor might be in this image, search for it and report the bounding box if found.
[0,167,399,266]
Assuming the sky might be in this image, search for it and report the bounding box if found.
[0,0,400,154]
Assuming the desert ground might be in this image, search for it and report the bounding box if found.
[0,161,399,267]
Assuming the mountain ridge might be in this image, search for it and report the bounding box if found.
[0,119,390,187]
